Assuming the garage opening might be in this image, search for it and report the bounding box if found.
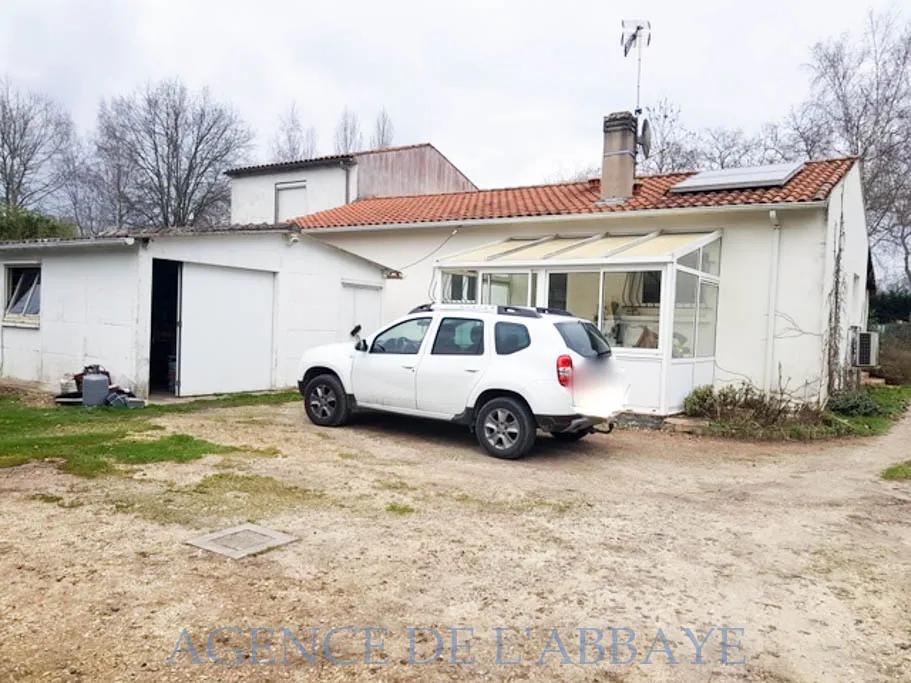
[149,259,181,395]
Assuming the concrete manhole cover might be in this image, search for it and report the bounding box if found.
[186,523,298,559]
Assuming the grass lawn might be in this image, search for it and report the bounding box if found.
[882,461,911,481]
[834,386,911,436]
[0,390,300,476]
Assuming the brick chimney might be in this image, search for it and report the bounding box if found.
[600,111,637,202]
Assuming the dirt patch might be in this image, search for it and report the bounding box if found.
[0,379,55,407]
[0,403,909,681]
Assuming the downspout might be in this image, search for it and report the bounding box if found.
[341,159,353,204]
[763,210,782,393]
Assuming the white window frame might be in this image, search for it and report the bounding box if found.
[3,263,41,328]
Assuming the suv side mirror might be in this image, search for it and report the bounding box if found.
[355,339,368,352]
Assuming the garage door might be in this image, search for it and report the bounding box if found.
[338,282,383,341]
[179,263,275,396]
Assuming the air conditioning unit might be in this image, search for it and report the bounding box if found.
[853,330,879,367]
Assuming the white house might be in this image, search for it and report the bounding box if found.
[226,143,478,225]
[0,226,396,397]
[280,112,870,415]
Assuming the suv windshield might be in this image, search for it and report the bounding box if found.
[555,321,612,358]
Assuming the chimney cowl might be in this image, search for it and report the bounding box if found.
[600,111,638,203]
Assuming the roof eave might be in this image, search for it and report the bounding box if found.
[0,237,137,252]
[300,199,830,234]
[225,156,356,178]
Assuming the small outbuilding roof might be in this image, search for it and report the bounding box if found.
[0,224,401,277]
[225,143,446,178]
[293,157,856,230]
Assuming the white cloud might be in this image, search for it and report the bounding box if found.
[0,0,899,187]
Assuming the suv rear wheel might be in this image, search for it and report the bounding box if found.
[303,374,350,427]
[475,397,536,459]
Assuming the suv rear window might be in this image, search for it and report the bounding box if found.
[495,322,531,354]
[555,321,612,358]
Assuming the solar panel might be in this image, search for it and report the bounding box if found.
[669,161,804,193]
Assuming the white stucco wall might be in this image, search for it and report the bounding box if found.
[1,232,386,396]
[821,164,869,391]
[229,164,354,224]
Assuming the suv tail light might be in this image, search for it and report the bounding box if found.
[556,354,573,387]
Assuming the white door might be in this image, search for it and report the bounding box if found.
[416,317,489,416]
[352,316,433,409]
[179,263,275,396]
[338,283,382,341]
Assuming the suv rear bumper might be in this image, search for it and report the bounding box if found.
[535,413,609,433]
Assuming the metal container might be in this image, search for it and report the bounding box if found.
[81,373,110,407]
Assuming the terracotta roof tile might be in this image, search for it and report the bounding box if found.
[294,158,856,230]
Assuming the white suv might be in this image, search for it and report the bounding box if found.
[297,304,629,459]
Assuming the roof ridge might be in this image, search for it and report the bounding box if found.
[353,142,432,156]
[350,177,601,203]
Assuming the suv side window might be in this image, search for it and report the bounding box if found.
[495,322,531,355]
[371,317,432,354]
[431,318,484,355]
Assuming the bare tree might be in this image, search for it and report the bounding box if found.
[333,107,363,154]
[94,79,253,227]
[801,9,911,281]
[638,98,699,174]
[370,107,395,149]
[0,78,73,209]
[270,103,317,161]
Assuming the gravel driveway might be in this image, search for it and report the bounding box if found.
[0,402,909,682]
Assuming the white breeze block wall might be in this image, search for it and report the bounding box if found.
[144,232,385,391]
[1,246,142,390]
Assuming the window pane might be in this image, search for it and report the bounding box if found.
[678,249,700,270]
[482,273,529,306]
[441,270,478,303]
[600,271,662,349]
[24,281,40,315]
[495,322,531,354]
[701,239,721,275]
[547,272,599,322]
[371,317,431,354]
[555,321,612,358]
[6,269,38,315]
[432,318,484,355]
[696,282,719,357]
[673,271,698,358]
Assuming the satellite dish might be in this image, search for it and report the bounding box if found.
[639,118,652,160]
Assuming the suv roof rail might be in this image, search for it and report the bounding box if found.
[497,305,541,318]
[535,306,574,317]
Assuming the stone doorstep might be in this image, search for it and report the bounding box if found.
[186,523,298,559]
[662,416,710,434]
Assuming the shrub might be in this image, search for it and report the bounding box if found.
[870,288,911,324]
[683,385,716,418]
[0,205,74,241]
[872,323,911,386]
[827,390,884,417]
[681,383,827,428]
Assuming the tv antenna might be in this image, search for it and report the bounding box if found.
[621,19,651,116]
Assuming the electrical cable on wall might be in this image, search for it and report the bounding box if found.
[396,228,460,272]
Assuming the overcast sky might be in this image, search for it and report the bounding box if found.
[0,0,899,188]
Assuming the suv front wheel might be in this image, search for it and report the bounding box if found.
[475,397,536,459]
[303,374,351,427]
